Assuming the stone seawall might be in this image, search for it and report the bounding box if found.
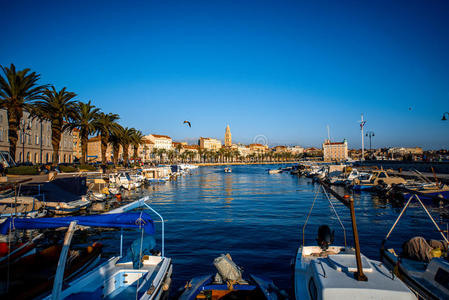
[360,160,449,174]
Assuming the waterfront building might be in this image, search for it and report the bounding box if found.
[236,145,251,157]
[145,134,173,150]
[288,146,305,154]
[388,147,423,156]
[225,125,232,147]
[0,109,74,164]
[249,143,268,153]
[322,139,348,161]
[199,137,222,151]
[304,147,323,158]
[273,145,287,153]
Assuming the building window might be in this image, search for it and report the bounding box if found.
[19,152,22,162]
[46,153,49,163]
[0,114,2,123]
[0,129,3,142]
[63,154,66,163]
[34,153,38,163]
[26,152,30,162]
[35,136,39,145]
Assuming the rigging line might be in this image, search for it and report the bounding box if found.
[322,188,347,248]
[302,185,321,247]
[415,195,448,243]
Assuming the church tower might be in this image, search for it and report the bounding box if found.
[225,125,232,147]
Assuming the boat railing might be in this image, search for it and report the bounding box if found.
[106,196,165,258]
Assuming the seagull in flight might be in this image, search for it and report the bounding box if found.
[183,120,191,127]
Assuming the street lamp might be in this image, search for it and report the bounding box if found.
[20,119,32,163]
[442,112,449,121]
[365,131,375,151]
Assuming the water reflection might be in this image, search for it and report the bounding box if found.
[81,165,449,297]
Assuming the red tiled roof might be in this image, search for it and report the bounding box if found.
[151,134,171,139]
[183,145,199,150]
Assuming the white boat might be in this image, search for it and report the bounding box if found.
[1,198,174,300]
[109,172,135,190]
[381,193,449,299]
[294,245,415,300]
[45,198,91,215]
[294,184,416,300]
[268,169,281,174]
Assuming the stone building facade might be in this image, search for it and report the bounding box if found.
[322,139,348,161]
[145,134,173,150]
[0,109,74,164]
[199,137,222,150]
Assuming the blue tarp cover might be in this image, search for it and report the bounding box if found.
[0,212,154,235]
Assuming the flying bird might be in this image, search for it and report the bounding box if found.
[183,120,191,127]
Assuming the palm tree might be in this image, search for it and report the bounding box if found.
[34,86,77,165]
[70,101,100,164]
[96,112,120,165]
[151,148,158,163]
[118,127,135,166]
[175,143,183,162]
[108,124,124,166]
[131,129,143,162]
[157,148,166,163]
[0,64,48,160]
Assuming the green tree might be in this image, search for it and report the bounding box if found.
[118,127,135,166]
[108,124,124,166]
[131,129,143,161]
[34,86,77,165]
[0,64,48,160]
[70,100,100,164]
[96,112,120,165]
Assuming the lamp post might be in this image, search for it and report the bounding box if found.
[442,112,449,121]
[20,118,32,163]
[365,131,375,151]
[359,114,366,162]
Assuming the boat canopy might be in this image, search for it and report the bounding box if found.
[0,212,155,235]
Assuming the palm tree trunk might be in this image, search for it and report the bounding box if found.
[123,143,129,165]
[100,134,108,165]
[80,131,88,165]
[51,125,62,166]
[133,146,138,160]
[6,109,21,162]
[113,144,120,166]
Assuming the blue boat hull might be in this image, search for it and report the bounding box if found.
[403,190,449,203]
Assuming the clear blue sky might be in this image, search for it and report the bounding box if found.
[1,0,448,149]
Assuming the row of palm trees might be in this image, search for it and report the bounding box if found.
[0,63,143,166]
[153,147,302,164]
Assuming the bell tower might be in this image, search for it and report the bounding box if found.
[225,125,232,147]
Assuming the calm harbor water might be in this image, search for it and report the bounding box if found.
[83,165,448,297]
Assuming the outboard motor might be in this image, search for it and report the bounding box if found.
[317,225,334,250]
